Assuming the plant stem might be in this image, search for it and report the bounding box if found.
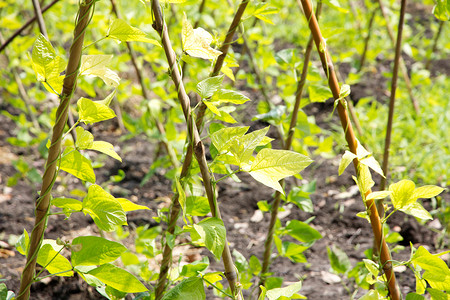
[298,0,400,299]
[31,0,48,38]
[377,0,420,114]
[379,0,407,196]
[0,0,60,53]
[258,0,322,289]
[358,9,376,72]
[151,2,242,298]
[425,20,444,70]
[110,0,179,168]
[17,1,96,299]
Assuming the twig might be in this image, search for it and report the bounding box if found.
[17,1,96,299]
[298,0,401,299]
[358,8,376,71]
[0,0,60,53]
[31,0,48,38]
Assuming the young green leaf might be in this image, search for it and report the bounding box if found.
[363,259,379,277]
[356,141,384,177]
[252,3,279,25]
[249,149,312,194]
[86,263,148,293]
[162,277,205,300]
[77,97,116,124]
[60,148,96,183]
[338,150,357,175]
[285,220,323,243]
[412,185,445,200]
[32,34,56,67]
[308,84,333,103]
[15,229,29,256]
[37,241,73,276]
[196,75,224,99]
[82,185,127,231]
[210,126,249,154]
[339,84,351,99]
[185,196,210,216]
[389,179,416,210]
[193,217,226,260]
[106,19,161,46]
[89,141,121,162]
[175,177,187,223]
[366,191,391,201]
[181,13,222,60]
[71,236,127,266]
[179,258,209,278]
[116,198,150,212]
[215,89,250,104]
[202,101,221,115]
[75,127,94,150]
[327,245,351,274]
[230,127,270,166]
[399,202,433,220]
[412,246,450,286]
[265,281,303,300]
[52,197,83,216]
[356,165,374,197]
[79,55,120,87]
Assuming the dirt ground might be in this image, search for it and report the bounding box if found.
[1,92,448,300]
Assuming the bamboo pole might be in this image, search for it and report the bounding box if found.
[151,1,242,298]
[298,0,400,298]
[17,1,96,299]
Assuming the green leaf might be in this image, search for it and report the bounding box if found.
[356,142,384,177]
[249,149,312,194]
[185,196,210,216]
[89,141,122,162]
[175,177,187,223]
[359,290,383,300]
[86,263,148,293]
[366,191,391,201]
[338,150,357,175]
[37,240,73,276]
[252,106,286,123]
[79,55,120,87]
[82,185,127,231]
[389,179,416,210]
[202,100,221,115]
[107,19,161,46]
[52,197,83,216]
[116,197,150,212]
[75,127,94,150]
[323,0,349,13]
[215,89,250,104]
[285,220,322,243]
[363,259,379,277]
[356,165,374,197]
[60,148,96,183]
[32,34,56,67]
[71,236,126,266]
[433,0,449,21]
[15,229,29,256]
[308,84,333,103]
[179,257,209,278]
[162,277,205,300]
[339,84,351,98]
[97,90,116,107]
[193,217,226,260]
[327,245,351,274]
[278,241,308,263]
[266,281,302,300]
[77,97,116,124]
[427,288,447,300]
[412,185,445,200]
[210,126,249,154]
[412,246,450,285]
[196,75,224,99]
[249,255,262,276]
[230,127,270,166]
[399,202,433,220]
[258,286,267,300]
[287,181,315,213]
[182,13,222,60]
[405,293,426,300]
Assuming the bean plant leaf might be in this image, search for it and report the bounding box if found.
[354,165,374,197]
[210,126,249,154]
[75,127,94,149]
[37,241,73,276]
[252,3,279,25]
[338,150,357,175]
[249,149,312,194]
[185,196,210,216]
[285,220,322,243]
[230,127,270,166]
[175,177,187,223]
[203,101,221,115]
[60,147,96,183]
[389,180,416,209]
[71,236,126,266]
[399,202,432,220]
[116,197,150,212]
[412,246,450,287]
[193,217,226,260]
[308,84,333,103]
[356,141,384,177]
[32,33,55,66]
[77,97,116,124]
[52,197,83,217]
[162,277,205,300]
[433,0,449,21]
[196,75,224,99]
[215,89,250,104]
[79,55,120,87]
[412,185,445,200]
[90,141,121,162]
[86,263,148,293]
[179,258,209,278]
[15,229,29,256]
[82,185,127,231]
[327,245,351,274]
[106,19,160,46]
[182,13,222,60]
[265,281,303,300]
[366,191,391,201]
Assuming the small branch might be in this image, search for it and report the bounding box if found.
[358,9,376,72]
[31,0,49,38]
[0,0,60,53]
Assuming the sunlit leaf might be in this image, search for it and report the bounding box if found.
[116,198,150,212]
[77,97,116,124]
[71,236,127,266]
[338,150,357,175]
[266,281,302,300]
[249,149,312,194]
[60,147,96,183]
[90,141,121,162]
[389,179,415,209]
[366,191,391,201]
[162,277,205,300]
[412,185,444,200]
[182,13,222,60]
[79,55,120,87]
[193,217,226,260]
[75,127,94,150]
[196,75,223,99]
[86,263,148,293]
[107,19,160,46]
[37,241,73,276]
[399,202,433,220]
